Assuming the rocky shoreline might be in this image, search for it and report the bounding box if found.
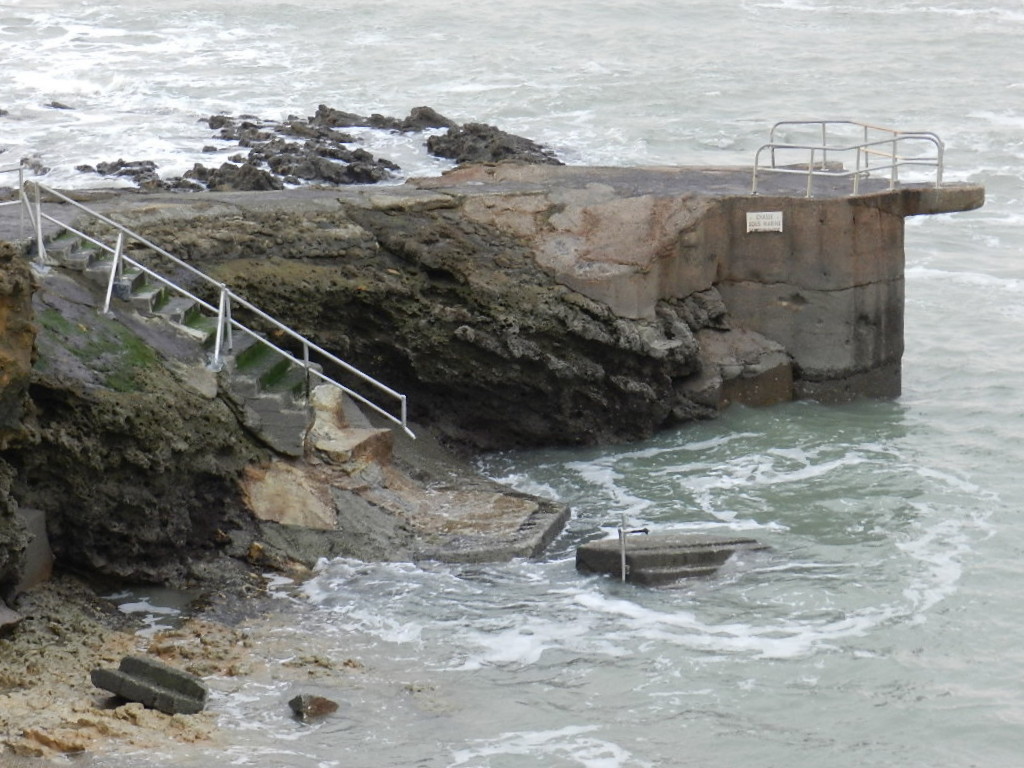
[0,103,983,759]
[0,107,582,760]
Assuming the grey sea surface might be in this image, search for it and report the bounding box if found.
[4,0,1023,765]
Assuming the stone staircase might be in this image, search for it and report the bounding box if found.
[41,229,337,457]
[15,191,575,570]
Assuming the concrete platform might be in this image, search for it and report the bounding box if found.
[576,532,767,586]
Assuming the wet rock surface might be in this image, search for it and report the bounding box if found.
[426,122,563,166]
[288,693,339,721]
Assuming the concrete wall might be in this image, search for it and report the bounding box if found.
[709,195,906,400]
[414,165,983,406]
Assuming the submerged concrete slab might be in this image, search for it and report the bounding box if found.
[91,655,208,715]
[576,533,766,586]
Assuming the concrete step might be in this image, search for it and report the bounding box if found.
[45,234,103,271]
[152,295,197,325]
[129,282,167,314]
[575,533,768,586]
[231,339,309,400]
[241,394,310,457]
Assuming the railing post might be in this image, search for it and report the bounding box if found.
[18,168,25,241]
[102,232,125,315]
[33,183,47,264]
[853,148,862,196]
[751,148,760,195]
[805,148,816,198]
[210,287,229,370]
[303,341,311,401]
[889,137,898,190]
[224,290,233,352]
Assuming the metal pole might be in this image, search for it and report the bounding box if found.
[890,137,898,190]
[618,513,627,583]
[33,184,46,263]
[303,341,311,401]
[224,290,233,352]
[102,232,124,315]
[18,168,24,240]
[806,149,815,198]
[211,287,228,370]
[853,148,862,196]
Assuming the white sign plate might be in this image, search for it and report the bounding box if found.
[746,211,783,233]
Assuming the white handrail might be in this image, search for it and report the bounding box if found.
[1,167,31,240]
[752,120,945,197]
[23,180,414,438]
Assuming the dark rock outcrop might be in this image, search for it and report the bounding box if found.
[0,242,34,448]
[7,373,265,585]
[76,105,560,192]
[0,243,34,601]
[427,122,563,166]
[310,103,458,132]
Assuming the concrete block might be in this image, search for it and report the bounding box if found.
[717,277,903,379]
[91,655,208,715]
[576,533,766,586]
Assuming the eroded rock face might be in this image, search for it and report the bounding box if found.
[120,198,721,450]
[0,243,34,596]
[7,373,265,585]
[0,242,34,448]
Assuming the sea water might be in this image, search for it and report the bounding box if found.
[3,0,1023,765]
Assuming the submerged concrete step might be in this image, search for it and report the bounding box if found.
[576,533,767,586]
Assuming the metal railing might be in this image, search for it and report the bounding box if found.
[751,120,945,197]
[20,181,414,438]
[0,166,29,224]
[0,165,23,197]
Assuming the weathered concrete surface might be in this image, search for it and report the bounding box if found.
[414,164,983,402]
[90,655,209,715]
[576,533,767,586]
[241,385,571,566]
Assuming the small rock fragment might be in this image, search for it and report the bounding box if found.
[288,693,338,721]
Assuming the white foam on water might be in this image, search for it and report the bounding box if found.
[449,725,651,768]
[13,1,1024,765]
